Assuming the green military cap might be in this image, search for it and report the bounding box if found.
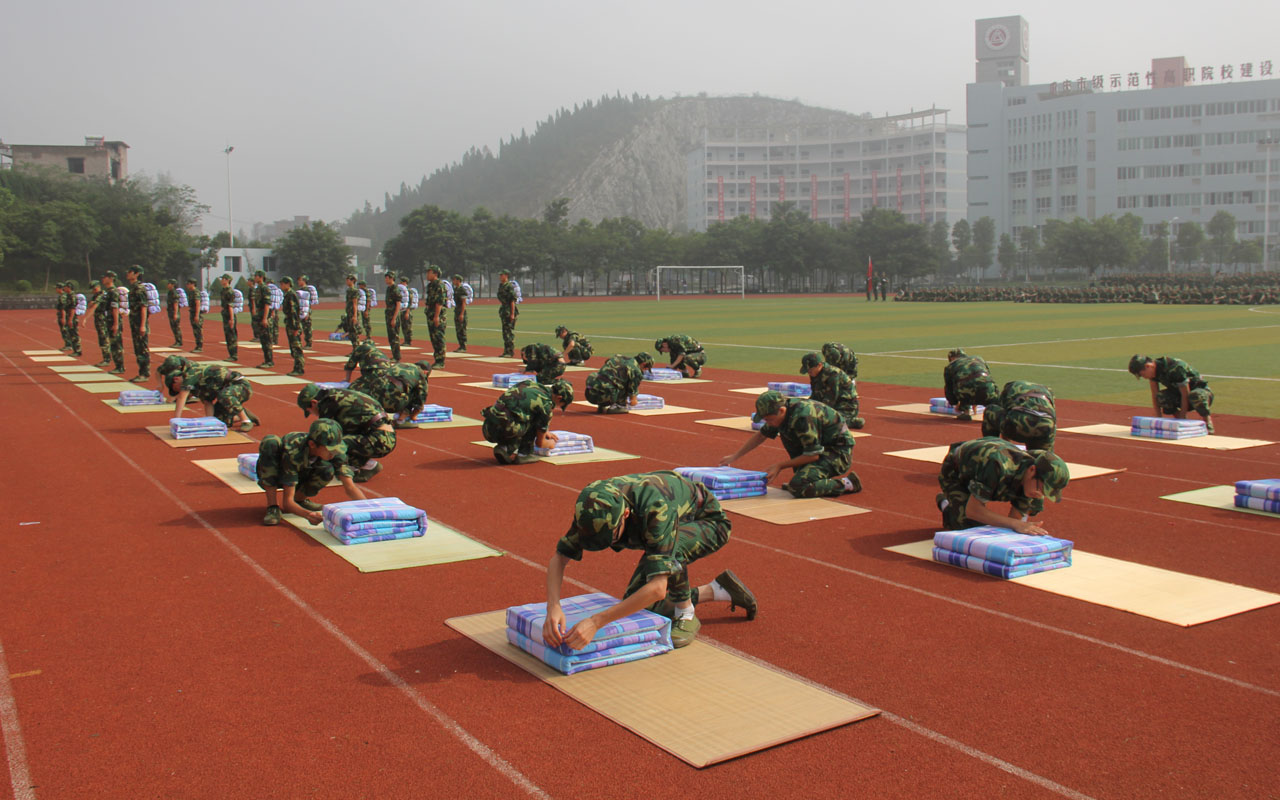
[548,378,574,410]
[345,273,357,282]
[568,479,626,551]
[126,264,143,276]
[555,325,568,337]
[254,269,266,278]
[165,277,177,286]
[1127,354,1151,376]
[357,279,367,286]
[398,275,409,282]
[103,270,118,279]
[634,351,654,369]
[186,277,198,285]
[1030,451,1070,502]
[752,390,786,423]
[800,351,824,374]
[66,279,78,291]
[89,280,101,289]
[653,337,666,351]
[451,274,463,282]
[353,340,383,361]
[219,274,232,282]
[384,270,396,280]
[158,354,189,375]
[54,281,65,289]
[299,274,309,282]
[297,383,323,415]
[279,275,293,286]
[414,359,434,375]
[948,348,966,359]
[306,419,347,456]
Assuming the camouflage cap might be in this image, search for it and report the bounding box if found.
[298,274,309,283]
[451,274,463,282]
[353,340,384,362]
[653,337,666,351]
[548,378,574,410]
[54,281,65,289]
[253,269,266,278]
[297,383,323,415]
[752,390,786,422]
[219,274,232,282]
[425,265,439,276]
[126,264,143,275]
[634,351,654,369]
[414,359,434,375]
[384,270,396,280]
[186,277,198,284]
[165,277,177,286]
[306,419,347,457]
[279,275,293,286]
[947,348,966,360]
[1128,354,1151,376]
[357,279,367,286]
[1030,451,1070,502]
[569,480,627,551]
[103,270,118,280]
[89,280,101,289]
[66,279,78,291]
[800,351,824,374]
[345,273,357,282]
[555,325,568,336]
[158,354,188,375]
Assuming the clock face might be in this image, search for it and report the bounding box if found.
[985,24,1010,51]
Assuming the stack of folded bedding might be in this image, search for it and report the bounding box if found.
[413,404,453,424]
[1234,479,1280,513]
[321,497,427,545]
[767,381,811,397]
[1130,416,1207,439]
[931,526,1073,579]
[315,381,349,390]
[327,332,347,340]
[643,367,684,381]
[631,394,664,410]
[674,466,769,500]
[492,373,536,388]
[169,416,228,439]
[534,431,594,457]
[118,389,165,406]
[505,592,673,675]
[929,397,982,416]
[236,453,258,481]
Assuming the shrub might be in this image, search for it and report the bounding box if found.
[15,280,32,293]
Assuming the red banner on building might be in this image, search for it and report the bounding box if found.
[896,166,903,213]
[778,175,786,203]
[750,176,757,219]
[810,174,818,219]
[871,171,878,207]
[717,176,725,222]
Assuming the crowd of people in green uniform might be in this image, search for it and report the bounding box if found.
[896,272,1280,304]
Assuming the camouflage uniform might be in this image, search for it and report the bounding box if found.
[424,276,448,366]
[185,285,204,351]
[660,334,706,377]
[251,281,273,365]
[256,431,353,496]
[350,361,429,419]
[497,278,519,357]
[184,364,254,425]
[281,285,305,374]
[584,354,645,411]
[383,280,403,362]
[451,278,468,351]
[313,387,397,469]
[556,471,731,609]
[90,286,110,364]
[521,343,565,383]
[55,288,70,348]
[268,284,281,346]
[343,283,362,344]
[980,380,1057,450]
[127,279,151,377]
[481,381,556,460]
[361,287,374,339]
[808,363,863,429]
[943,354,999,414]
[64,288,83,356]
[398,281,415,345]
[821,342,858,379]
[937,437,1046,530]
[757,397,857,497]
[105,285,127,370]
[557,328,593,365]
[1147,356,1214,419]
[220,285,238,360]
[297,281,314,347]
[165,286,183,346]
[344,340,388,379]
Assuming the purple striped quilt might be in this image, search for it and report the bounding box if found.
[1131,416,1205,431]
[767,381,811,397]
[1234,479,1280,501]
[1234,495,1280,514]
[315,381,349,390]
[933,527,1073,566]
[237,453,258,481]
[118,389,165,405]
[931,547,1072,579]
[675,466,769,487]
[644,368,683,381]
[492,373,536,387]
[413,403,453,423]
[929,399,984,416]
[334,528,424,545]
[633,394,664,409]
[506,593,672,657]
[1130,426,1205,439]
[505,628,671,675]
[322,497,427,533]
[169,417,227,438]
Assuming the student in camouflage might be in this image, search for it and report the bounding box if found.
[821,342,858,379]
[801,352,864,429]
[555,325,593,365]
[250,271,274,367]
[520,342,566,384]
[450,274,468,352]
[545,471,757,650]
[936,437,1069,534]
[720,390,861,497]
[298,383,397,483]
[654,334,705,378]
[267,279,282,346]
[278,276,306,376]
[350,360,431,426]
[297,275,315,347]
[1128,354,1215,434]
[85,280,110,366]
[480,378,573,464]
[423,266,448,367]
[164,278,184,347]
[980,380,1057,450]
[343,339,388,382]
[584,352,654,413]
[497,270,519,357]
[219,274,239,361]
[397,275,414,345]
[256,419,366,526]
[124,266,151,382]
[62,281,83,357]
[342,273,362,344]
[358,280,374,339]
[101,271,126,373]
[184,278,204,353]
[381,271,403,362]
[165,361,258,431]
[943,348,999,421]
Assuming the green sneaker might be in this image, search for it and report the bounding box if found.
[108,367,125,375]
[263,505,282,526]
[841,471,863,495]
[714,570,757,620]
[295,498,322,512]
[493,445,517,464]
[514,452,543,465]
[1205,419,1215,435]
[353,462,383,483]
[670,616,701,648]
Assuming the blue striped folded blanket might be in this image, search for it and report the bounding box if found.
[237,453,258,481]
[767,381,811,397]
[534,431,594,456]
[930,547,1072,579]
[505,628,672,675]
[337,528,424,545]
[1130,425,1205,439]
[933,527,1073,567]
[413,404,453,423]
[1233,479,1280,501]
[492,373,536,388]
[315,381,349,390]
[169,417,227,439]
[632,394,664,409]
[929,398,983,415]
[118,389,165,405]
[1131,416,1206,431]
[322,498,427,544]
[674,466,769,488]
[506,593,672,658]
[1234,495,1280,513]
[327,332,347,340]
[644,368,684,381]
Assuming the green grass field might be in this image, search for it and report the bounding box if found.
[310,299,1280,418]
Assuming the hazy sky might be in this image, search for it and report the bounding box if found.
[4,0,1277,234]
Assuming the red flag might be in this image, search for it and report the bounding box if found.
[867,256,873,282]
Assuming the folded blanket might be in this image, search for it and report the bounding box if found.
[675,466,769,487]
[334,528,424,545]
[929,398,984,416]
[767,381,811,397]
[632,394,664,409]
[1131,416,1207,431]
[506,593,672,658]
[118,389,165,405]
[534,431,595,457]
[933,527,1073,567]
[335,520,425,536]
[708,486,769,500]
[1130,425,1205,439]
[315,381,349,390]
[328,332,347,340]
[237,453,258,481]
[931,547,1072,579]
[1234,495,1280,514]
[169,417,227,439]
[505,628,672,675]
[644,368,684,381]
[322,498,427,539]
[413,404,453,423]
[493,373,536,387]
[1233,479,1280,501]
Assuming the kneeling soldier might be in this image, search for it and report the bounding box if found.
[584,352,654,413]
[257,419,366,526]
[936,437,1069,535]
[481,378,573,464]
[981,380,1057,450]
[721,390,861,497]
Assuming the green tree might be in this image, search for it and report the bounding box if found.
[1205,210,1237,266]
[271,221,352,291]
[929,219,951,276]
[1018,226,1040,280]
[853,207,932,282]
[997,233,1017,278]
[1175,221,1205,268]
[971,216,996,279]
[950,219,972,277]
[382,206,465,286]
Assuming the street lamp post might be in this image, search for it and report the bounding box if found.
[1167,216,1178,274]
[224,145,235,248]
[1262,138,1276,273]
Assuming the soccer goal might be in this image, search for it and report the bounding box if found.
[653,266,745,301]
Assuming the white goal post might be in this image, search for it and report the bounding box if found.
[654,266,745,301]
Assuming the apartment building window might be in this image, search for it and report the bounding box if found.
[1144,106,1172,120]
[1117,108,1140,122]
[1144,164,1173,178]
[1117,196,1140,209]
[1010,172,1027,190]
[261,256,276,271]
[1206,162,1236,176]
[1117,166,1139,180]
[1060,195,1078,214]
[1173,104,1202,118]
[1059,166,1077,185]
[1011,198,1027,214]
[1035,197,1052,213]
[1118,137,1141,151]
[1172,164,1202,177]
[1205,132,1236,146]
[224,256,242,272]
[67,157,85,174]
[1033,168,1052,188]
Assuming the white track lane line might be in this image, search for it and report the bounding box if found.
[0,637,36,800]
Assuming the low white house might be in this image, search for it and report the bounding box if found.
[200,247,277,290]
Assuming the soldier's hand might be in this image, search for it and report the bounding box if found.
[306,511,323,525]
[718,455,735,467]
[542,606,568,648]
[564,617,599,651]
[1013,519,1049,536]
[542,432,559,448]
[764,464,783,481]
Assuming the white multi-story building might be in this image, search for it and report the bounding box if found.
[687,110,967,232]
[967,15,1280,264]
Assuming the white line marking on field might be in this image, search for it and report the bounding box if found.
[0,637,35,800]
